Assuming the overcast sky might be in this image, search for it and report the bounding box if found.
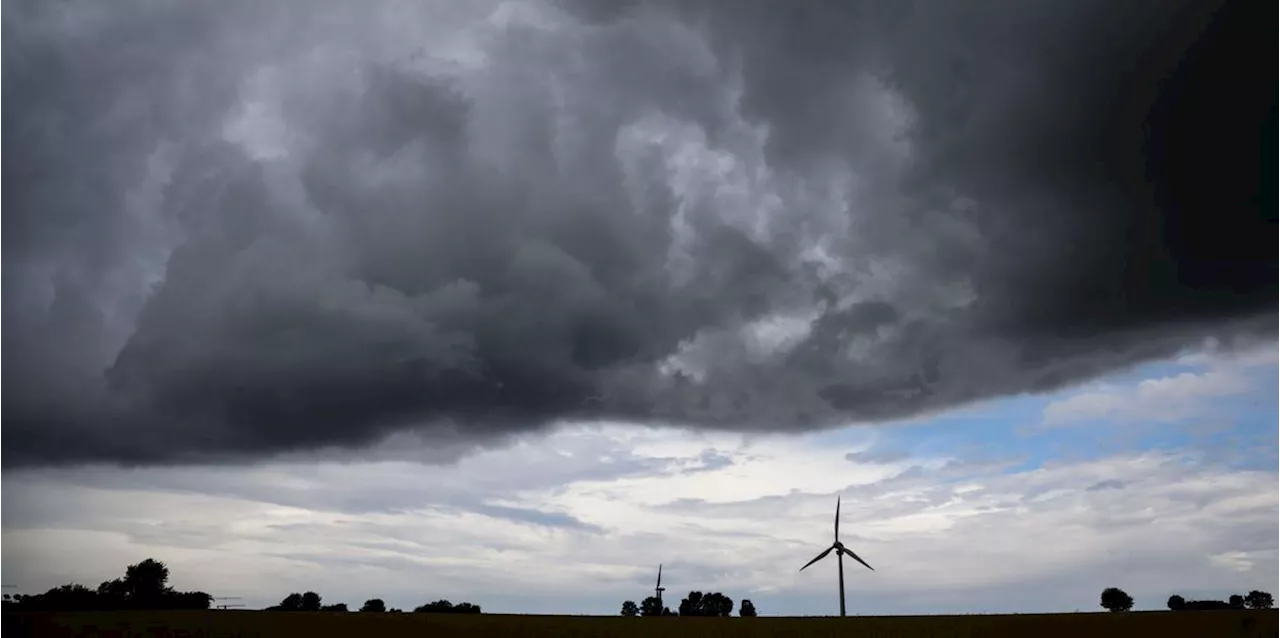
[2,0,1274,617]
[3,340,1276,614]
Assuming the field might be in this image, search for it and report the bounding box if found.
[5,609,1276,638]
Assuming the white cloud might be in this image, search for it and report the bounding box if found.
[3,421,1274,615]
[1040,344,1272,427]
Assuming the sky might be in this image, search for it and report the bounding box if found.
[2,0,1275,618]
[3,339,1276,615]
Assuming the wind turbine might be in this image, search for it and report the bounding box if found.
[654,563,665,607]
[799,496,874,617]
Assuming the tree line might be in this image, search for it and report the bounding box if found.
[1,559,211,612]
[1,558,480,615]
[1099,586,1274,612]
[266,593,479,614]
[620,591,758,617]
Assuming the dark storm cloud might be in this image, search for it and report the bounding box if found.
[3,0,1274,468]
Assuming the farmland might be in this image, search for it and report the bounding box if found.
[6,609,1276,638]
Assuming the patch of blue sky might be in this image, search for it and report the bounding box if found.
[815,349,1276,475]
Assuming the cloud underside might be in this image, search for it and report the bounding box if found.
[3,0,1275,467]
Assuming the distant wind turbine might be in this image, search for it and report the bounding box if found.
[798,496,874,617]
[654,563,665,607]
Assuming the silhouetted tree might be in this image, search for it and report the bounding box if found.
[321,603,348,612]
[621,600,639,616]
[360,598,387,613]
[1167,594,1186,611]
[640,596,664,617]
[270,593,304,611]
[678,592,701,617]
[6,559,209,612]
[169,591,213,610]
[1245,590,1275,610]
[413,599,481,614]
[96,579,129,609]
[301,591,322,612]
[17,585,100,611]
[739,599,757,617]
[415,599,453,613]
[678,591,733,617]
[1228,594,1245,609]
[1183,599,1232,611]
[124,558,169,605]
[1100,587,1134,612]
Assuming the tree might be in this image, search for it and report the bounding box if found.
[96,578,129,609]
[1228,594,1245,609]
[412,599,479,614]
[678,591,702,617]
[1100,587,1134,612]
[170,591,212,610]
[1167,594,1186,611]
[1245,590,1275,610]
[1183,599,1232,611]
[272,593,304,611]
[360,598,387,613]
[678,591,734,617]
[321,603,348,612]
[300,591,322,612]
[739,599,757,617]
[124,559,170,601]
[620,600,639,617]
[639,596,665,617]
[415,599,453,613]
[6,558,209,612]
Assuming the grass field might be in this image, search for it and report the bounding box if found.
[6,609,1276,638]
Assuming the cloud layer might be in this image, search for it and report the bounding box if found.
[4,423,1275,614]
[3,0,1274,467]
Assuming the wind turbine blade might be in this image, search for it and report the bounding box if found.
[834,495,841,541]
[799,546,834,572]
[840,547,875,571]
[657,563,662,588]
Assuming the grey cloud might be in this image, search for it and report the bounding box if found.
[679,450,736,475]
[469,504,603,533]
[1085,479,1129,492]
[3,0,1274,468]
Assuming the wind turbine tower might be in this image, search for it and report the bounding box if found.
[799,496,874,617]
[654,563,665,607]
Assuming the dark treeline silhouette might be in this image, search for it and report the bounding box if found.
[679,591,733,617]
[0,557,483,615]
[638,595,675,617]
[1,559,211,612]
[1168,590,1274,611]
[1101,586,1275,613]
[413,600,481,614]
[269,592,480,614]
[621,591,755,617]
